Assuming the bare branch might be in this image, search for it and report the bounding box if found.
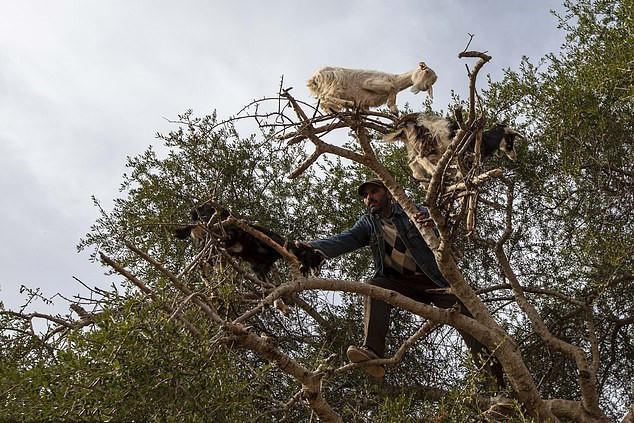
[443,168,504,193]
[99,252,204,340]
[462,33,475,53]
[288,147,325,179]
[457,51,492,125]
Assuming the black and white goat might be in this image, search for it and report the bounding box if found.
[174,203,325,281]
[307,62,437,114]
[384,113,524,179]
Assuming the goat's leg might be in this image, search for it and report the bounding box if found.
[321,95,355,111]
[419,157,438,177]
[386,91,398,113]
[361,78,397,112]
[409,158,432,180]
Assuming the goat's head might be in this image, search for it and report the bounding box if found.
[482,124,525,160]
[384,113,447,157]
[174,202,230,248]
[383,113,419,143]
[306,69,328,98]
[410,62,437,98]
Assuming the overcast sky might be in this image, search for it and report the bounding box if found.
[0,1,565,317]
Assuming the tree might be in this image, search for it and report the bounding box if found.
[1,0,632,421]
[479,0,634,418]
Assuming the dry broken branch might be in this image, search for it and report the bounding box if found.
[457,50,492,125]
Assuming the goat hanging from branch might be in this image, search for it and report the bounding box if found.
[174,201,326,281]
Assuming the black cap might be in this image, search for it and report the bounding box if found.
[357,178,387,196]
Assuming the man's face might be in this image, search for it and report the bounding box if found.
[361,186,392,217]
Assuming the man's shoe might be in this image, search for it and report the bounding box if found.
[346,345,385,378]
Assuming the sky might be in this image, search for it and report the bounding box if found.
[0,0,566,318]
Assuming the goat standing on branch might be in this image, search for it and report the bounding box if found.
[384,113,524,180]
[306,61,437,114]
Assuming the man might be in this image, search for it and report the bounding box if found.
[304,178,505,388]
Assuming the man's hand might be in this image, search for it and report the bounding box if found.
[415,211,433,227]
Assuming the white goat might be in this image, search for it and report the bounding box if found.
[306,62,437,114]
[385,113,524,179]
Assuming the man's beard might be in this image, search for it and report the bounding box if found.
[367,199,387,217]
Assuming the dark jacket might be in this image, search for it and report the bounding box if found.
[310,203,448,287]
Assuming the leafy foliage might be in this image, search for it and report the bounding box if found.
[1,0,633,421]
[477,0,634,416]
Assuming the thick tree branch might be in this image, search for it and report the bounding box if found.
[242,275,560,421]
[494,183,607,421]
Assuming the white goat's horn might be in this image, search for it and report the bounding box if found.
[427,85,434,99]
